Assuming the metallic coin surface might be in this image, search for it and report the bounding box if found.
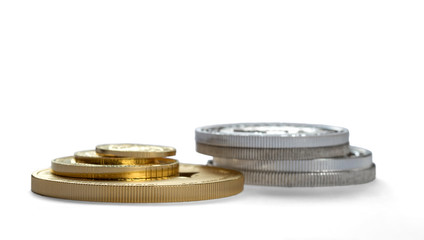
[96,144,176,158]
[51,156,179,179]
[212,146,372,172]
[32,164,244,203]
[74,150,163,165]
[196,142,350,160]
[195,123,349,148]
[207,160,375,187]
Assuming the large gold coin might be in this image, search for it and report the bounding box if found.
[51,156,179,179]
[96,144,176,158]
[74,150,164,165]
[32,164,244,203]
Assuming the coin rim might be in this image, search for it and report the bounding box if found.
[95,144,177,158]
[74,150,170,165]
[51,156,179,179]
[32,164,244,203]
[196,142,351,160]
[195,122,349,148]
[211,146,373,172]
[207,160,375,187]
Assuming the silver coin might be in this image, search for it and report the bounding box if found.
[196,142,350,160]
[212,146,372,172]
[196,122,349,148]
[207,161,376,187]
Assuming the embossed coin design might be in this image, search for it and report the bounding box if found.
[96,144,176,158]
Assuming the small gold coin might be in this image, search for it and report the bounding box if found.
[74,150,163,165]
[32,164,244,203]
[96,144,176,158]
[51,156,179,179]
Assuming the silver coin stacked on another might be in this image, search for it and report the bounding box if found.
[196,123,376,187]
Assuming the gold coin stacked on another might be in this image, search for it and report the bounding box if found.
[32,144,244,203]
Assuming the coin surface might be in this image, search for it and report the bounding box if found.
[196,142,350,160]
[195,123,349,148]
[212,146,373,172]
[75,150,164,165]
[207,160,375,187]
[96,144,176,158]
[51,156,179,179]
[32,164,244,203]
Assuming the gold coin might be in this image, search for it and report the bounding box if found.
[96,144,176,158]
[51,156,179,179]
[32,164,244,203]
[74,150,164,165]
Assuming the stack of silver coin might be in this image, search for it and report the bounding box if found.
[196,123,376,187]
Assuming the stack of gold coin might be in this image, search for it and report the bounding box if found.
[32,144,244,203]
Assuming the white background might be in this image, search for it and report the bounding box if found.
[1,0,423,239]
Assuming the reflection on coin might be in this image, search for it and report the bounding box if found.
[96,144,176,158]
